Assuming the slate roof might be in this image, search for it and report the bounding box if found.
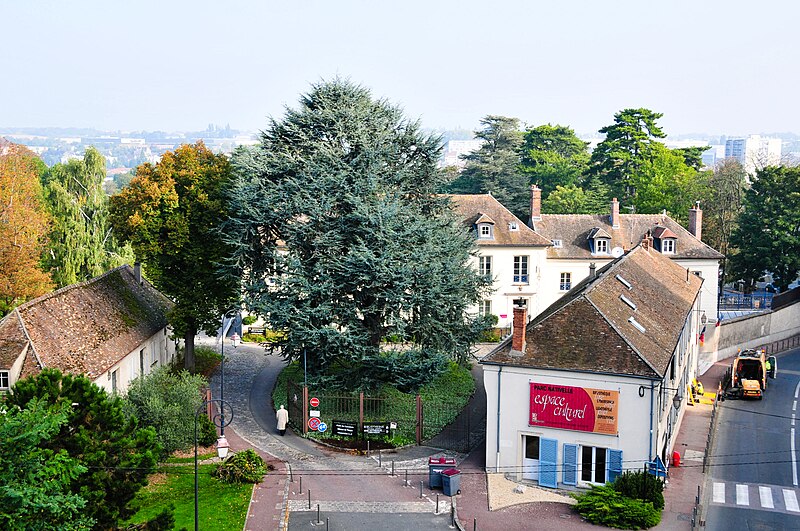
[481,244,703,379]
[446,194,552,247]
[532,213,723,260]
[0,265,172,380]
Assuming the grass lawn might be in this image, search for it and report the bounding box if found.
[127,464,252,531]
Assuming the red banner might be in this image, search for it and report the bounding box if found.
[529,382,618,435]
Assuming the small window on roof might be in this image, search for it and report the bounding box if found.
[616,274,632,289]
[508,222,519,231]
[620,294,637,311]
[628,317,646,333]
[552,239,562,248]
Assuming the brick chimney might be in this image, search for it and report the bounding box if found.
[610,198,620,229]
[529,185,542,226]
[511,299,527,355]
[641,230,652,251]
[688,201,702,241]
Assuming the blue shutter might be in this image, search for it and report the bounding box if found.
[562,444,578,486]
[539,438,558,488]
[607,449,623,483]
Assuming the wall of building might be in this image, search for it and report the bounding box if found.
[94,327,176,394]
[711,302,800,362]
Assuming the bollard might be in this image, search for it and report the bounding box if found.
[289,464,293,483]
[474,518,477,531]
[326,517,329,531]
[436,494,439,514]
[299,476,302,494]
[308,490,311,510]
[391,460,395,477]
[317,504,321,524]
[419,480,423,499]
[696,485,700,504]
[379,450,382,467]
[405,469,408,487]
[451,504,455,526]
[367,440,370,457]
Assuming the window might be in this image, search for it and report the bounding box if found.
[661,239,676,254]
[560,272,571,291]
[594,239,608,254]
[140,349,146,375]
[479,255,492,278]
[479,300,492,316]
[478,224,493,239]
[0,370,9,390]
[552,239,562,248]
[508,222,519,231]
[581,445,608,484]
[150,343,158,366]
[111,369,118,394]
[513,256,529,284]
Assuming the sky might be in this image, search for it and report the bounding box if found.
[1,0,798,137]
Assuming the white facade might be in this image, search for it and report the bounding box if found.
[94,328,177,394]
[725,135,782,175]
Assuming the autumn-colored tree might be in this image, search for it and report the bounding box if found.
[109,142,239,370]
[0,139,54,314]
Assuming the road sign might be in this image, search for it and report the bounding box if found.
[317,422,327,433]
[309,397,320,408]
[310,410,320,418]
[308,417,321,431]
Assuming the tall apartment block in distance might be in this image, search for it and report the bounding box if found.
[725,135,782,175]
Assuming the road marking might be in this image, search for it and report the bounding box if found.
[759,486,774,509]
[713,482,725,503]
[784,489,799,512]
[795,380,800,399]
[794,400,798,411]
[736,484,749,506]
[793,428,798,487]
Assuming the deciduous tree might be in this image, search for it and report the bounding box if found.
[7,369,160,530]
[109,143,239,370]
[0,139,53,314]
[703,158,748,285]
[225,80,489,390]
[729,165,800,291]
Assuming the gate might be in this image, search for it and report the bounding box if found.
[423,395,486,453]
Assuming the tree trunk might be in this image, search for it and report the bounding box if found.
[184,325,197,371]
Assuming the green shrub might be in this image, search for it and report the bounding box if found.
[194,346,222,376]
[575,485,661,529]
[613,470,664,510]
[214,449,267,484]
[242,315,258,326]
[241,333,263,343]
[478,329,501,342]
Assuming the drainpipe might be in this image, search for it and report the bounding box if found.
[649,381,655,460]
[496,366,503,473]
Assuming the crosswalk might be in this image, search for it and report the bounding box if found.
[711,481,800,514]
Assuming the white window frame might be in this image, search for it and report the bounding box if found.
[552,239,563,248]
[479,255,492,277]
[513,256,529,284]
[479,300,492,316]
[661,238,676,254]
[594,239,609,254]
[579,445,608,485]
[560,272,571,291]
[478,224,493,239]
[0,370,9,390]
[508,222,519,231]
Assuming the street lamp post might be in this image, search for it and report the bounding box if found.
[195,398,233,531]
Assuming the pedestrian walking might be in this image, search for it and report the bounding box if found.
[277,404,289,436]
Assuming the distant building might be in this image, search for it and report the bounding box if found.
[725,135,782,175]
[441,139,483,168]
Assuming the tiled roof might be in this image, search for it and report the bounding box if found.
[446,194,552,247]
[0,312,28,368]
[1,265,172,379]
[532,213,723,260]
[482,244,703,379]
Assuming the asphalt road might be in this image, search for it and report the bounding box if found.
[705,347,800,530]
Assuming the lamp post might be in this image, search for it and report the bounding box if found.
[195,398,233,531]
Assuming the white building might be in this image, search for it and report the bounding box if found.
[441,139,483,168]
[448,194,551,329]
[481,242,703,488]
[0,265,176,395]
[725,135,782,175]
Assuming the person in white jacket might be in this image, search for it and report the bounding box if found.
[276,405,289,436]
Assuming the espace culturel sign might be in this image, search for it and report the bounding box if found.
[529,382,619,435]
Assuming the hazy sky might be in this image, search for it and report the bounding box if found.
[2,0,797,137]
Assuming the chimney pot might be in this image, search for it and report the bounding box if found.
[589,263,597,279]
[688,201,703,241]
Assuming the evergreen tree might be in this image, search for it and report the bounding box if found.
[41,147,133,287]
[521,124,589,197]
[109,142,240,370]
[445,115,529,218]
[7,369,160,530]
[224,79,489,390]
[730,165,800,291]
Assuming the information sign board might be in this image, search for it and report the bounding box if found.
[332,420,357,437]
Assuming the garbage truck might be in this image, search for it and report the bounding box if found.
[728,348,777,399]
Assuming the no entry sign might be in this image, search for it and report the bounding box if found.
[309,397,320,408]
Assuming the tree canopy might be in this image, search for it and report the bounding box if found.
[6,369,160,529]
[729,165,800,291]
[224,79,489,390]
[445,115,530,218]
[0,140,53,314]
[41,147,133,287]
[109,142,240,369]
[521,124,589,197]
[703,158,748,285]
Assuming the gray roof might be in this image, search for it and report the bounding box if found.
[532,213,723,260]
[482,244,703,379]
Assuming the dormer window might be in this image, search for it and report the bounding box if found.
[552,239,562,248]
[652,225,678,254]
[595,239,609,254]
[478,224,493,239]
[661,238,676,254]
[587,227,611,255]
[508,222,519,231]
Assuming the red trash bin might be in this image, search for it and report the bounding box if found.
[672,451,681,467]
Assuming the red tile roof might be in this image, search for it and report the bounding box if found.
[446,194,552,247]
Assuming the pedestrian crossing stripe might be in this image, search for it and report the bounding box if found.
[711,482,800,514]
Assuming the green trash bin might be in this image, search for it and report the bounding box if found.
[441,468,461,496]
[428,457,456,489]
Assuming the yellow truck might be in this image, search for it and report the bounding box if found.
[729,349,777,399]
